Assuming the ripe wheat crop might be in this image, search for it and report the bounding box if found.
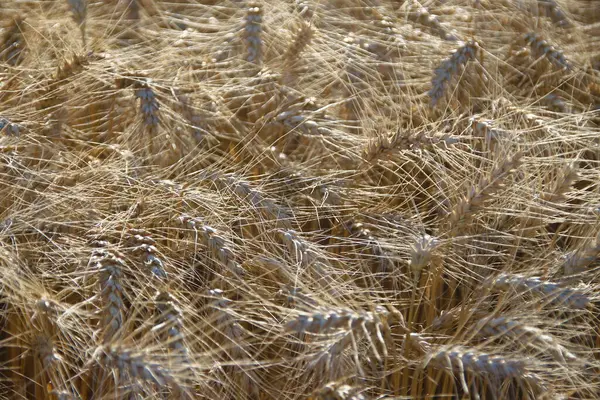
[0,0,599,399]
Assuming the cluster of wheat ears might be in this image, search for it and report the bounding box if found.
[0,0,599,399]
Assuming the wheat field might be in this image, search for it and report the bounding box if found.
[0,0,599,399]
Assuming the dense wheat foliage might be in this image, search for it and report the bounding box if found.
[0,0,599,399]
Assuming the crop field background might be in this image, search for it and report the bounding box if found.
[0,0,599,399]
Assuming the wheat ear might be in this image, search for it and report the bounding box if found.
[409,234,440,282]
[284,307,388,362]
[562,233,600,276]
[94,345,183,389]
[153,291,189,359]
[66,0,87,47]
[178,214,246,276]
[216,173,294,229]
[1,17,25,66]
[310,382,367,400]
[206,288,261,398]
[487,273,591,310]
[91,247,126,343]
[284,21,312,65]
[346,221,394,273]
[244,1,263,66]
[408,2,458,41]
[428,41,479,107]
[476,316,577,365]
[538,0,572,28]
[425,346,543,395]
[0,117,22,136]
[362,130,458,163]
[126,229,168,279]
[541,163,578,203]
[133,80,160,133]
[524,33,572,71]
[449,152,522,227]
